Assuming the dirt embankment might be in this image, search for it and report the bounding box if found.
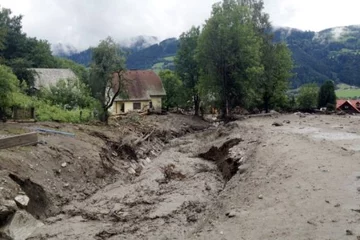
[0,114,214,239]
[25,119,260,240]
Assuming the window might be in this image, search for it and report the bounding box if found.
[133,102,141,110]
[149,101,153,109]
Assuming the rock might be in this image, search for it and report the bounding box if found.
[63,183,70,188]
[145,157,152,164]
[283,120,291,124]
[226,211,237,218]
[341,147,348,151]
[258,194,264,199]
[334,203,341,208]
[0,210,44,240]
[272,122,283,127]
[346,230,354,236]
[205,183,211,191]
[238,164,249,174]
[0,203,16,224]
[14,195,30,208]
[61,162,67,168]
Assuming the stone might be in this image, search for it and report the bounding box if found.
[272,122,283,127]
[283,120,291,124]
[238,164,249,174]
[357,187,360,193]
[0,210,44,240]
[61,162,67,168]
[226,211,237,218]
[258,194,264,199]
[14,195,30,208]
[334,203,341,208]
[145,157,152,164]
[346,230,354,236]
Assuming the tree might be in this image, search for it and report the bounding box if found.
[260,43,293,112]
[40,78,96,110]
[0,64,30,119]
[318,80,336,110]
[89,37,126,123]
[159,70,186,110]
[297,83,319,111]
[197,0,262,117]
[175,26,201,116]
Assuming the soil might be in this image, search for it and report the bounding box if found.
[1,113,360,239]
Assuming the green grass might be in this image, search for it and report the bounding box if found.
[336,83,352,90]
[336,89,360,98]
[163,56,175,61]
[152,62,165,69]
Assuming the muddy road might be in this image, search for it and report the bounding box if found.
[2,114,360,239]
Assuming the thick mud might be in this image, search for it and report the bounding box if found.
[22,121,260,240]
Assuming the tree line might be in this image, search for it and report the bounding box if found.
[160,0,294,118]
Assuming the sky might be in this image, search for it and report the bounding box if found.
[0,0,359,50]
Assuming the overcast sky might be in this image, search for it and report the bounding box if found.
[1,0,359,50]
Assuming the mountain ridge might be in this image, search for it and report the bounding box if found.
[59,25,360,87]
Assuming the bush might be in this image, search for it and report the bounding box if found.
[34,101,94,123]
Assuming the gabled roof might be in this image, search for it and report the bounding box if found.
[114,70,166,101]
[336,99,360,113]
[30,68,77,89]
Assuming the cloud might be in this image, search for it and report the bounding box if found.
[0,0,359,50]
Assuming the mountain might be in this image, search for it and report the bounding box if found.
[62,25,360,87]
[273,25,360,87]
[61,37,178,71]
[52,43,79,57]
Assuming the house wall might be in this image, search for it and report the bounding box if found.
[151,97,162,112]
[110,98,163,115]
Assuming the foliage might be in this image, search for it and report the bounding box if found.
[39,78,97,110]
[89,37,126,122]
[54,57,88,83]
[34,100,94,123]
[259,42,293,112]
[297,83,319,111]
[159,70,188,109]
[197,0,263,117]
[175,26,201,115]
[318,80,336,110]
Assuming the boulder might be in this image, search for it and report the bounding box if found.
[14,195,29,208]
[0,210,44,240]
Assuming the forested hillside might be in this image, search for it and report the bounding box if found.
[274,25,360,87]
[65,25,360,88]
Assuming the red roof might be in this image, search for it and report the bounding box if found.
[337,99,360,112]
[113,70,166,101]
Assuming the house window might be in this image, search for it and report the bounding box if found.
[133,102,141,110]
[149,101,153,109]
[357,103,360,109]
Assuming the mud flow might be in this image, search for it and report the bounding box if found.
[0,115,260,240]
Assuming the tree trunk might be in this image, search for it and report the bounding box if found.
[194,95,200,116]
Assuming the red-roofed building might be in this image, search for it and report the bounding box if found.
[110,70,166,114]
[336,100,360,113]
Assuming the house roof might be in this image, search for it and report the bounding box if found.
[114,70,166,101]
[336,99,360,113]
[30,68,77,89]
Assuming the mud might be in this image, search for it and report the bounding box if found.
[24,118,259,240]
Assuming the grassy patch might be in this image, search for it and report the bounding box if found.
[163,56,175,61]
[336,89,360,98]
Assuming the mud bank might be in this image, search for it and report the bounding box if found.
[23,121,260,240]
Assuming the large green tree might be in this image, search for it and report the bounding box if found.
[197,0,262,117]
[175,26,201,116]
[89,37,126,122]
[297,83,319,111]
[260,43,293,112]
[159,70,186,110]
[318,80,336,110]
